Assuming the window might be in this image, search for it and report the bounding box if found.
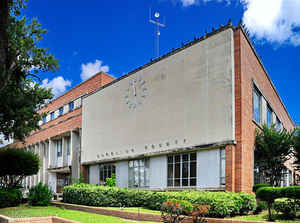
[42,115,47,124]
[50,112,55,120]
[220,148,226,185]
[253,86,262,124]
[59,107,64,116]
[66,138,70,156]
[267,105,272,128]
[99,164,116,185]
[276,116,281,131]
[128,159,149,187]
[57,140,62,157]
[167,153,197,187]
[69,101,74,112]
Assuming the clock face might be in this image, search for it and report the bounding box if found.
[125,76,147,109]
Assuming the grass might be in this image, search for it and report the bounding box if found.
[230,210,300,223]
[101,207,161,215]
[0,205,154,223]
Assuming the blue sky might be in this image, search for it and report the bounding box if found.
[25,0,299,124]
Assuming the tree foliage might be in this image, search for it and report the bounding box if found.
[0,0,58,142]
[293,127,300,169]
[0,148,40,189]
[255,124,294,187]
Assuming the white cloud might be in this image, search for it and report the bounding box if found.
[41,76,71,97]
[241,0,300,46]
[80,59,109,81]
[181,0,197,7]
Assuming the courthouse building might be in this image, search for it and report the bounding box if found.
[81,24,295,193]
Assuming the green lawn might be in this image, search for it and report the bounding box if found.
[0,205,154,223]
[230,210,300,223]
[101,207,161,215]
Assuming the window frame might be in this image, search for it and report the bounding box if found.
[167,153,197,188]
[220,148,226,185]
[42,115,47,124]
[253,85,262,124]
[69,101,74,112]
[99,163,116,185]
[57,139,62,157]
[50,112,55,121]
[128,159,149,188]
[59,107,64,116]
[266,104,272,128]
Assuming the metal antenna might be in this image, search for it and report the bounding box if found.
[149,8,166,58]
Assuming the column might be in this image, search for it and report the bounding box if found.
[44,141,49,185]
[71,130,80,183]
[62,136,66,167]
[39,142,43,184]
[225,144,235,192]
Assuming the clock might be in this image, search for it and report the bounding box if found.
[125,76,147,109]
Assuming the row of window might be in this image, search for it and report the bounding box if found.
[97,150,226,188]
[253,85,282,131]
[42,101,75,124]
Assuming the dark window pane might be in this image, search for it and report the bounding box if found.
[182,179,188,186]
[174,179,180,187]
[182,154,188,162]
[190,178,196,186]
[167,179,173,187]
[168,156,173,164]
[100,170,103,181]
[175,163,180,178]
[190,153,196,161]
[190,162,196,178]
[112,165,116,174]
[168,164,173,179]
[175,155,180,163]
[182,162,188,178]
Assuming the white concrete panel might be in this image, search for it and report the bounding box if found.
[89,165,100,184]
[82,29,235,164]
[149,156,167,189]
[54,110,59,119]
[74,98,81,109]
[197,148,221,188]
[116,161,128,188]
[64,104,69,114]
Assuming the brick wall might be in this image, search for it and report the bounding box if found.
[230,28,295,192]
[13,72,114,147]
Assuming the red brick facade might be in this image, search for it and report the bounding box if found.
[13,72,114,147]
[225,28,295,193]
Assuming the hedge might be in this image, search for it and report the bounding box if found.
[256,186,300,202]
[274,198,300,219]
[0,188,22,208]
[63,183,256,218]
[253,184,269,193]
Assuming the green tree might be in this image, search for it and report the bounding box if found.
[0,0,58,142]
[293,127,300,170]
[0,148,40,189]
[255,124,294,186]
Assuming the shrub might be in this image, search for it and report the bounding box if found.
[161,200,193,223]
[253,184,270,193]
[253,201,267,214]
[105,174,116,187]
[0,148,40,189]
[274,198,299,219]
[192,205,210,223]
[63,183,256,218]
[0,188,22,208]
[28,183,53,206]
